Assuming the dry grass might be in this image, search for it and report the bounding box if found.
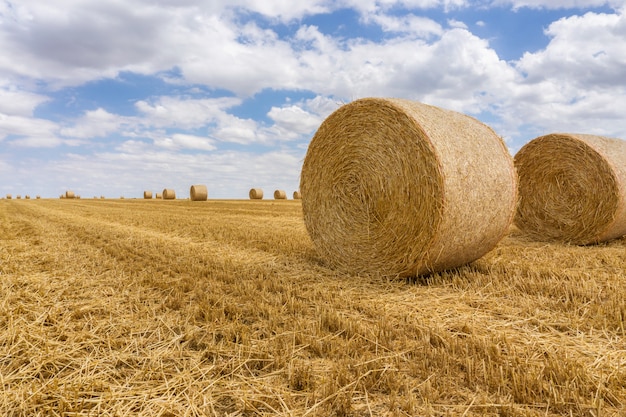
[0,199,624,416]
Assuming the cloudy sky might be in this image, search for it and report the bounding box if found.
[1,0,625,199]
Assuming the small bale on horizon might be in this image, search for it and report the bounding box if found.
[144,191,153,199]
[249,188,263,200]
[274,190,287,200]
[293,191,302,200]
[163,189,176,200]
[190,184,208,201]
[6,194,11,199]
[65,190,75,199]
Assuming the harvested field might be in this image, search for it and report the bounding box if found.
[0,199,624,416]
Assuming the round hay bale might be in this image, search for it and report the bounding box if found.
[249,188,264,199]
[293,191,302,200]
[143,191,153,199]
[16,195,21,199]
[65,190,75,199]
[514,133,626,244]
[6,194,11,199]
[25,195,30,199]
[190,184,208,201]
[155,192,162,199]
[274,189,287,200]
[36,195,41,199]
[162,189,176,200]
[300,98,517,277]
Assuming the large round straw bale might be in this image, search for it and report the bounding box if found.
[65,190,75,199]
[300,98,517,277]
[144,191,153,199]
[249,188,263,199]
[274,189,287,200]
[514,133,626,244]
[293,191,302,200]
[155,192,162,199]
[190,184,208,201]
[6,194,11,199]
[162,189,176,200]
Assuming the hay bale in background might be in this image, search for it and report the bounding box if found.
[36,195,41,199]
[190,185,208,201]
[300,98,517,277]
[6,194,11,199]
[249,188,263,200]
[16,195,21,199]
[155,193,162,199]
[274,190,287,200]
[293,191,302,200]
[144,191,153,199]
[65,190,75,199]
[25,195,30,199]
[163,189,176,200]
[514,133,626,244]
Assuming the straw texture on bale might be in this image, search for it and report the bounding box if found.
[65,190,75,199]
[300,98,517,277]
[274,190,287,200]
[162,189,176,200]
[190,185,208,201]
[293,191,302,200]
[249,188,263,199]
[155,193,162,199]
[514,133,626,244]
[143,191,153,199]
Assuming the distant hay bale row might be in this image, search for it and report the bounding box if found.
[300,98,517,277]
[514,133,626,244]
[249,188,302,200]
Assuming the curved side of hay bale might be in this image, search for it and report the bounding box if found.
[249,188,263,199]
[293,191,302,200]
[143,191,153,199]
[155,193,162,199]
[514,133,626,244]
[25,195,30,199]
[6,194,11,199]
[162,189,176,200]
[300,98,517,277]
[36,195,41,199]
[65,190,75,199]
[16,195,21,199]
[190,184,208,201]
[274,189,287,200]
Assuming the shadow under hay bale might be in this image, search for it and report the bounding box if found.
[300,98,517,277]
[514,133,626,244]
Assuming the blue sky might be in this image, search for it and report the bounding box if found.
[1,0,625,198]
